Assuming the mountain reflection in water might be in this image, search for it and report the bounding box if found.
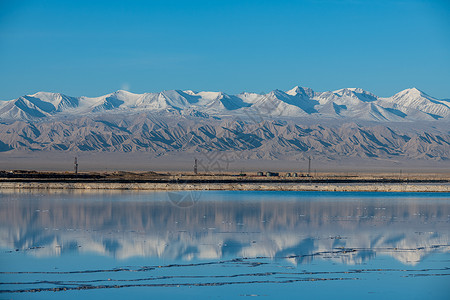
[0,190,448,266]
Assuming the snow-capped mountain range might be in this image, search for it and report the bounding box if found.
[1,86,449,121]
[0,86,449,161]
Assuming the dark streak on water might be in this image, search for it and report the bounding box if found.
[2,278,359,294]
[1,246,449,275]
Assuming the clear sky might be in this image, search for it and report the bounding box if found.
[0,0,449,100]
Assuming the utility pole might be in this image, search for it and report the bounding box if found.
[74,157,78,175]
[307,157,311,177]
[193,158,198,175]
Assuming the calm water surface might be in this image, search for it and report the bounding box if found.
[0,190,449,299]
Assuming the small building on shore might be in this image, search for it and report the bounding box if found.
[266,172,279,177]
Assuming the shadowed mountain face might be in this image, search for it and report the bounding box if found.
[0,115,448,161]
[0,191,448,265]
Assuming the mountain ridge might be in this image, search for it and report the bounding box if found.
[0,115,448,162]
[1,86,449,122]
[0,86,449,162]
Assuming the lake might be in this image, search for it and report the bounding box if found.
[0,190,449,299]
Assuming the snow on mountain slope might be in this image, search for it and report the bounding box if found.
[335,88,378,102]
[0,86,449,122]
[249,89,319,116]
[191,92,251,113]
[316,88,377,106]
[249,90,307,116]
[286,86,316,98]
[0,92,79,119]
[78,90,144,112]
[30,92,79,112]
[0,96,51,120]
[381,88,450,119]
[313,88,404,121]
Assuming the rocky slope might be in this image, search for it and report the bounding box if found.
[0,114,448,161]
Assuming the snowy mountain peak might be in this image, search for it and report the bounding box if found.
[25,91,79,112]
[269,89,289,98]
[395,87,424,97]
[28,92,67,105]
[30,91,62,98]
[286,86,302,96]
[113,89,136,96]
[391,87,436,102]
[286,86,315,98]
[331,88,378,103]
[408,87,423,93]
[385,88,450,119]
[183,90,198,95]
[333,88,372,96]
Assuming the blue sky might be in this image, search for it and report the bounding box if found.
[0,0,449,100]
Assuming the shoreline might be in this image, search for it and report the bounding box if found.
[1,181,449,193]
[1,171,449,193]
